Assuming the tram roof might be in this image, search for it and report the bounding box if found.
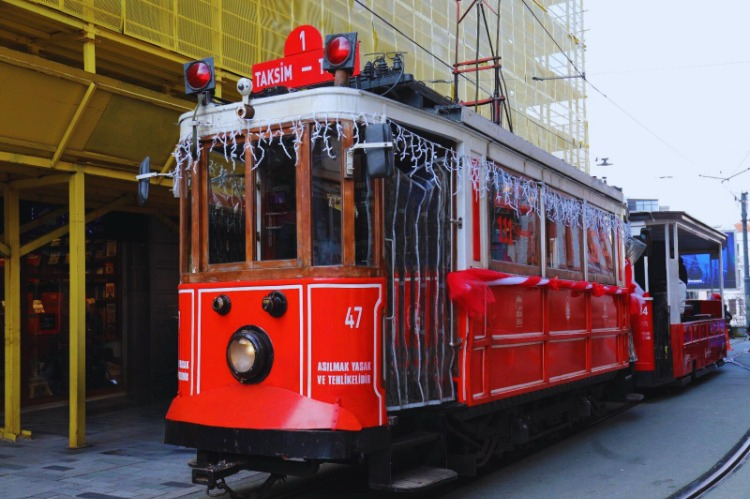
[629,211,726,252]
[183,85,624,211]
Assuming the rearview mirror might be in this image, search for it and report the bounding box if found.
[346,124,394,178]
[363,124,394,178]
[137,157,150,206]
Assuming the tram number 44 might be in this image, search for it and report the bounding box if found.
[345,306,363,329]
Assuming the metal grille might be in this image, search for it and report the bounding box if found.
[384,166,454,410]
[33,0,122,30]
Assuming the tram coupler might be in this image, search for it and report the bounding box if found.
[190,451,319,491]
[190,459,243,490]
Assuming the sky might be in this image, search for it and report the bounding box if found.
[584,1,750,229]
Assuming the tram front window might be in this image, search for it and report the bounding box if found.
[208,145,246,264]
[256,136,297,261]
[312,137,342,266]
[354,153,375,267]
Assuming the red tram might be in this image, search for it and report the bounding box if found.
[629,211,729,387]
[163,30,640,493]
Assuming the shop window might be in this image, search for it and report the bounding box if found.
[23,234,123,404]
[312,137,342,266]
[256,136,297,261]
[207,144,246,264]
[86,239,123,391]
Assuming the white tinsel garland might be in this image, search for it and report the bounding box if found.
[172,113,624,236]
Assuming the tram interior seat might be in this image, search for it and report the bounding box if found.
[684,299,721,321]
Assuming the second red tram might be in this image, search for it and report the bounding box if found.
[629,211,729,387]
[162,32,678,493]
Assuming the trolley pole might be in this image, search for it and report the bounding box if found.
[742,192,750,332]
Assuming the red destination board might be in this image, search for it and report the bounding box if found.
[251,25,360,92]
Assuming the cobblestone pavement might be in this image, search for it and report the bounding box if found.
[0,398,261,499]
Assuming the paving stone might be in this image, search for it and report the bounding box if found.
[0,400,236,498]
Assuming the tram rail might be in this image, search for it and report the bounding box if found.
[670,428,750,499]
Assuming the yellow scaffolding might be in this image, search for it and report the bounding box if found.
[28,0,589,170]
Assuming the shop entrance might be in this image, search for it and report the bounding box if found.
[23,237,122,405]
[14,207,178,408]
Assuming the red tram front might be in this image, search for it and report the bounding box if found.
[629,211,729,387]
[163,32,633,493]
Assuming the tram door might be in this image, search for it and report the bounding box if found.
[651,292,674,381]
[640,241,674,382]
[382,162,454,410]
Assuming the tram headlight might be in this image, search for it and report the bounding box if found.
[226,326,273,384]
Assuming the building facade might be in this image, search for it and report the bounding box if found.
[724,222,748,329]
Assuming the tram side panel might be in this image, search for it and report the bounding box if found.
[671,318,728,379]
[590,293,629,371]
[457,285,630,406]
[449,146,630,406]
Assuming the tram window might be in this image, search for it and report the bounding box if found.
[546,197,582,275]
[207,145,246,264]
[181,163,193,273]
[354,152,375,266]
[587,224,615,279]
[255,136,297,261]
[312,137,342,266]
[489,185,540,270]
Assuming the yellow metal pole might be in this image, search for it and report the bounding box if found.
[52,82,97,168]
[1,186,26,441]
[212,0,222,99]
[68,169,87,448]
[82,24,96,74]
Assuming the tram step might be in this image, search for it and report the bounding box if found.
[369,431,452,491]
[391,431,443,452]
[626,392,645,403]
[376,466,458,492]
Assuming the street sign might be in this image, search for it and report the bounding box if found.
[251,25,360,92]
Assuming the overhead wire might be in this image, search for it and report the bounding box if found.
[352,0,587,152]
[353,0,455,74]
[353,0,727,180]
[519,0,584,78]
[520,0,708,177]
[519,0,749,227]
[727,149,750,178]
[588,59,750,76]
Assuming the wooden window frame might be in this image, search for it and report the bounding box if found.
[180,120,383,283]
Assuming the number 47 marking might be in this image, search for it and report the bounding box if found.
[345,306,363,329]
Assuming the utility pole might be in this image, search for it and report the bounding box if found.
[743,192,750,332]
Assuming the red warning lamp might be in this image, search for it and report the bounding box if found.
[326,36,352,66]
[183,57,216,95]
[323,33,357,73]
